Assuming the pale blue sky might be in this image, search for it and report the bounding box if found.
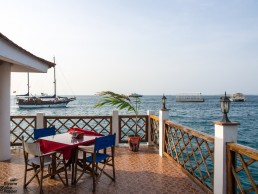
[1,0,258,95]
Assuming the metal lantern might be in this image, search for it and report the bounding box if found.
[220,92,231,122]
[162,94,167,110]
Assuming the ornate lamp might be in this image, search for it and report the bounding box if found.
[220,92,231,122]
[162,94,167,110]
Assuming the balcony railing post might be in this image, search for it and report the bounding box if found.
[213,121,239,194]
[36,112,45,129]
[112,110,119,146]
[147,110,155,145]
[159,109,169,157]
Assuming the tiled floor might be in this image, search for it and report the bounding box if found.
[0,145,205,194]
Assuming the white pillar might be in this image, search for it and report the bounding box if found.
[112,110,119,146]
[147,110,155,145]
[36,112,45,129]
[0,62,11,161]
[159,109,169,157]
[213,121,239,194]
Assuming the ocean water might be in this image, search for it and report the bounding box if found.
[10,95,258,149]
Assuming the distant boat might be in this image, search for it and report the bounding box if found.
[16,65,76,108]
[229,93,245,102]
[176,93,204,102]
[129,93,143,98]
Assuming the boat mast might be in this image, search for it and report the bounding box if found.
[53,57,56,98]
[27,72,30,96]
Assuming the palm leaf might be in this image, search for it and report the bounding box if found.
[95,91,137,114]
[95,91,141,135]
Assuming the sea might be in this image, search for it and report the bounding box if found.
[10,95,258,150]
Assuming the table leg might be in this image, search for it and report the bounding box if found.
[71,149,77,185]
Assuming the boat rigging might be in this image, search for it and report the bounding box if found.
[16,59,76,108]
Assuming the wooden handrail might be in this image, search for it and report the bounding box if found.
[150,115,159,121]
[227,142,258,161]
[165,120,214,142]
[45,115,112,119]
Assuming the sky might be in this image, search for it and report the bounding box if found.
[1,0,258,95]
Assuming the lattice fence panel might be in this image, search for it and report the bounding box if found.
[164,121,214,192]
[227,143,258,194]
[44,116,112,135]
[119,115,148,143]
[10,116,36,145]
[150,115,159,145]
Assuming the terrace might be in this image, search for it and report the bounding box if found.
[1,111,257,193]
[1,145,204,194]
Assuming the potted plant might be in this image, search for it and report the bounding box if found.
[94,91,142,151]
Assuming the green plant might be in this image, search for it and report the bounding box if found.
[94,91,141,136]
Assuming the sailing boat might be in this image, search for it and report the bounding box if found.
[16,66,76,108]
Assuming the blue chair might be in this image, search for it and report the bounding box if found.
[34,126,56,140]
[74,133,116,192]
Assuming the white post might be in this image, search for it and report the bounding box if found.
[147,110,155,145]
[0,62,11,161]
[159,109,169,157]
[112,110,119,146]
[213,121,239,194]
[36,112,45,129]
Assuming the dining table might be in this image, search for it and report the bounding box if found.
[38,128,103,184]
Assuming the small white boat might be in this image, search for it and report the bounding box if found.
[129,93,143,98]
[230,93,245,102]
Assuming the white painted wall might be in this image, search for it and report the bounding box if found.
[0,62,11,160]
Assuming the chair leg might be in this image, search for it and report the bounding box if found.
[64,159,68,186]
[75,150,88,185]
[23,164,28,188]
[73,149,78,185]
[34,166,41,185]
[57,159,68,186]
[24,165,41,188]
[92,162,96,192]
[112,156,115,181]
[39,163,44,194]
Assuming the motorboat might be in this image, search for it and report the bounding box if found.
[129,93,143,98]
[229,93,245,102]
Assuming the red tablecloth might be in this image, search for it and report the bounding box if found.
[39,128,103,160]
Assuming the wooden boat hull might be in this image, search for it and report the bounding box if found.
[17,97,73,108]
[18,102,69,108]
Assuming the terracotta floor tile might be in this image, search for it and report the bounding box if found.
[0,145,206,193]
